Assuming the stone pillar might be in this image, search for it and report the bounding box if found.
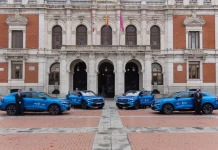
[166,58,174,94]
[8,0,13,4]
[184,0,189,5]
[141,10,146,45]
[116,10,120,45]
[144,55,152,91]
[22,0,28,4]
[88,54,97,93]
[66,10,72,45]
[200,31,203,49]
[44,12,48,49]
[59,55,68,97]
[215,58,218,94]
[39,11,45,49]
[215,11,218,49]
[92,10,97,45]
[8,30,12,48]
[186,31,189,48]
[167,10,173,49]
[38,57,45,91]
[23,30,26,48]
[115,54,124,96]
[37,0,44,4]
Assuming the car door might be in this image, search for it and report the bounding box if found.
[69,91,81,105]
[174,92,193,110]
[22,92,34,110]
[138,91,153,106]
[32,92,47,110]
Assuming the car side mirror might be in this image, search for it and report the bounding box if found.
[42,97,46,100]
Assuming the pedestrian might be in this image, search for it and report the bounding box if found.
[194,88,202,115]
[15,89,24,116]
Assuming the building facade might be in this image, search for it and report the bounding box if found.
[0,0,218,97]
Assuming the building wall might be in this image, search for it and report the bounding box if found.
[25,63,38,83]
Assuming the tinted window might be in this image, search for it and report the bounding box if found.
[141,91,152,96]
[22,92,32,98]
[71,91,80,96]
[32,93,44,98]
[179,93,190,98]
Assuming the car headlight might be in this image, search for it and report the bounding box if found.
[61,102,69,105]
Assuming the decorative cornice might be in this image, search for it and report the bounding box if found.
[5,13,28,26]
[184,13,205,27]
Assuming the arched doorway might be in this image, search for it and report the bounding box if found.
[98,62,115,98]
[125,60,142,92]
[69,60,87,91]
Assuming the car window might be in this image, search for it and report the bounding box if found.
[141,91,152,96]
[32,93,44,99]
[179,93,190,98]
[22,92,32,98]
[71,91,80,96]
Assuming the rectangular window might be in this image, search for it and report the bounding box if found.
[188,31,199,49]
[204,0,211,5]
[175,0,183,4]
[189,61,200,79]
[11,61,23,79]
[12,31,23,48]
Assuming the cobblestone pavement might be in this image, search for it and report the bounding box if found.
[1,100,218,150]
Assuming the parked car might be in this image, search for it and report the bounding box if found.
[66,90,104,109]
[151,91,218,115]
[0,91,71,116]
[116,90,154,109]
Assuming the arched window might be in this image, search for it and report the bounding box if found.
[49,63,60,85]
[150,26,160,49]
[52,25,62,49]
[76,25,87,45]
[152,63,163,85]
[126,25,137,46]
[101,25,112,46]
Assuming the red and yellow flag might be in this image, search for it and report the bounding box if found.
[105,14,109,27]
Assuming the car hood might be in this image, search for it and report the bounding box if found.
[117,96,137,99]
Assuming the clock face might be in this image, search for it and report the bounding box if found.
[51,63,60,72]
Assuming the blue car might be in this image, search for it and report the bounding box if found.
[66,90,104,109]
[116,90,154,109]
[151,91,218,115]
[0,91,71,116]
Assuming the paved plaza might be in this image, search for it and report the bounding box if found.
[0,100,218,150]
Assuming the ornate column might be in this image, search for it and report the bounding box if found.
[116,10,120,45]
[59,54,68,97]
[39,10,45,49]
[200,31,203,49]
[143,55,152,91]
[166,58,174,94]
[8,30,12,48]
[38,57,46,91]
[66,9,72,45]
[88,54,97,93]
[215,10,218,49]
[115,54,124,96]
[141,10,146,45]
[92,10,97,45]
[167,10,173,49]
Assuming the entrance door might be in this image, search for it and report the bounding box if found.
[125,62,139,92]
[98,62,115,98]
[73,62,87,90]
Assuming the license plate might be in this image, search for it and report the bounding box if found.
[119,103,125,104]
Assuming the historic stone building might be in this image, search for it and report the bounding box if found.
[0,0,218,97]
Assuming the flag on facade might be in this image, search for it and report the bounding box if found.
[105,2,109,27]
[120,10,124,32]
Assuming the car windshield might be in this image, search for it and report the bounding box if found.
[124,91,140,96]
[40,92,55,98]
[81,91,96,96]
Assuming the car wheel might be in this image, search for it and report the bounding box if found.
[134,101,140,110]
[6,104,16,116]
[48,104,60,115]
[202,103,213,114]
[162,104,174,115]
[81,101,87,109]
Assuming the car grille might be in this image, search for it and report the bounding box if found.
[118,99,128,103]
[93,99,103,103]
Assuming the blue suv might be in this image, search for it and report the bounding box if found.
[116,90,154,109]
[66,90,104,109]
[151,91,218,114]
[0,91,71,115]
